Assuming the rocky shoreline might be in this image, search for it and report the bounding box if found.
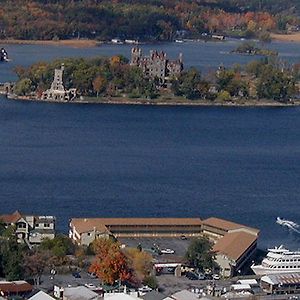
[6,95,300,107]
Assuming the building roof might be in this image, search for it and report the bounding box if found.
[0,280,32,293]
[28,291,56,300]
[213,231,257,261]
[203,217,259,235]
[0,210,22,223]
[71,218,202,234]
[171,289,200,300]
[203,217,247,231]
[140,290,167,300]
[261,273,300,286]
[237,279,258,286]
[63,286,99,300]
[104,293,139,299]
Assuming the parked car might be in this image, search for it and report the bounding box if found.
[196,272,206,280]
[212,274,220,280]
[138,285,152,293]
[186,272,198,280]
[160,248,175,254]
[85,283,97,289]
[88,272,97,278]
[72,272,81,278]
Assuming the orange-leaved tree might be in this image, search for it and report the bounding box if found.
[89,238,131,285]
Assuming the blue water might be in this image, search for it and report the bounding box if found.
[1,39,300,82]
[1,41,300,249]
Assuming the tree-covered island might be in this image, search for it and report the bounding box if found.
[11,51,300,106]
[232,42,278,56]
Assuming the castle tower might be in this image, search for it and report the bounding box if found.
[50,64,65,91]
[130,47,142,66]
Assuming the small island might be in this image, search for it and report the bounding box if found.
[232,42,278,56]
[6,47,300,107]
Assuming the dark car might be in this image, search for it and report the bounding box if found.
[186,272,198,280]
[72,272,81,278]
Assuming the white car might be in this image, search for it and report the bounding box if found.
[138,285,152,293]
[85,283,97,289]
[160,248,175,254]
[212,274,220,280]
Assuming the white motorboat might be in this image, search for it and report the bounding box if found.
[276,217,299,228]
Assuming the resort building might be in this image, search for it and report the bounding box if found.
[69,218,203,245]
[130,47,183,85]
[202,217,259,277]
[42,64,76,102]
[69,216,259,277]
[0,210,56,245]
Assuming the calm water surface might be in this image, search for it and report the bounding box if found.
[0,41,300,249]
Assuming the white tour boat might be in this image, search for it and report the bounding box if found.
[251,245,300,276]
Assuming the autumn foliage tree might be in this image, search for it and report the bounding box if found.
[89,238,131,285]
[124,248,153,283]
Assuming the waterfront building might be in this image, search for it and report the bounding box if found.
[0,210,56,245]
[130,47,183,85]
[260,273,300,294]
[202,217,259,277]
[42,64,76,102]
[69,216,259,277]
[69,218,203,245]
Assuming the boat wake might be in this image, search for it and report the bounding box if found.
[276,217,300,234]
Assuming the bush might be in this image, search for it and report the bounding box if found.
[217,90,231,101]
[143,275,158,289]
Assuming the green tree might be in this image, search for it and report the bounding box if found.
[172,68,202,99]
[185,236,217,272]
[0,239,24,280]
[256,65,296,100]
[14,78,32,96]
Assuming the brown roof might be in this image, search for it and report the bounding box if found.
[71,218,202,234]
[203,217,259,234]
[0,281,32,293]
[213,231,257,261]
[0,210,22,224]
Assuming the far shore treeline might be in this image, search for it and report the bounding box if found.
[14,54,300,103]
[0,0,300,41]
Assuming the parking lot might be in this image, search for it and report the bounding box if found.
[39,271,102,292]
[119,236,191,258]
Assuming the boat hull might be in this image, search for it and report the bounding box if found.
[251,264,300,276]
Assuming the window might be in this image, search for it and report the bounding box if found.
[44,223,50,228]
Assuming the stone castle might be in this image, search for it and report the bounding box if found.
[42,64,76,102]
[130,47,183,85]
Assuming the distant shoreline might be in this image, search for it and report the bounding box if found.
[270,32,300,43]
[0,33,300,49]
[6,95,300,107]
[0,39,100,48]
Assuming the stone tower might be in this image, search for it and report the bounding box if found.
[130,47,142,66]
[50,64,65,91]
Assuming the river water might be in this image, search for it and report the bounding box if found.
[1,40,300,249]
